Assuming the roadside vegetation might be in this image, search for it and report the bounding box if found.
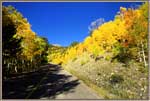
[47,2,149,99]
[64,53,148,99]
[2,2,148,99]
[2,6,49,78]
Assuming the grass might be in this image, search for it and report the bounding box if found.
[80,59,89,66]
[64,65,118,99]
[63,53,148,99]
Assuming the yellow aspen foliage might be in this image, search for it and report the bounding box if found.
[47,3,148,66]
[120,7,127,12]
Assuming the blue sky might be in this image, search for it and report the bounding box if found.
[3,2,143,46]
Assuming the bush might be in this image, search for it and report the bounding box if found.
[72,57,77,62]
[138,67,147,73]
[80,60,87,66]
[105,55,111,61]
[109,74,124,84]
[64,53,148,99]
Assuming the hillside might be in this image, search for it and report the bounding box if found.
[47,2,148,99]
[2,2,148,99]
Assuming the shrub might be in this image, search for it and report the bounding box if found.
[80,60,87,66]
[138,67,147,73]
[109,74,124,84]
[72,57,77,62]
[105,55,111,61]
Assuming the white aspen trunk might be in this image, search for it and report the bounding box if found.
[8,63,10,69]
[15,66,17,73]
[14,59,17,73]
[31,58,32,69]
[138,51,142,62]
[141,41,147,67]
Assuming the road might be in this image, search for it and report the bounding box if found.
[3,64,101,99]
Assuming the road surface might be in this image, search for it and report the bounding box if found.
[3,64,101,99]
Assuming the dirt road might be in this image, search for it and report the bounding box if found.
[3,64,101,99]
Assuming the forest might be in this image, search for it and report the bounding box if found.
[2,2,148,99]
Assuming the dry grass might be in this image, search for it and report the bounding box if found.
[63,53,148,99]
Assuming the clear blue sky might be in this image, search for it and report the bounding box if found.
[3,2,143,46]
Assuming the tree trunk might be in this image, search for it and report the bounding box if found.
[15,66,18,73]
[138,51,142,62]
[141,41,147,67]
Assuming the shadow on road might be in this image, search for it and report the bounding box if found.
[2,64,80,99]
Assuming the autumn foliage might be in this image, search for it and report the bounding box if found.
[48,3,148,67]
[2,2,148,99]
[2,6,49,76]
